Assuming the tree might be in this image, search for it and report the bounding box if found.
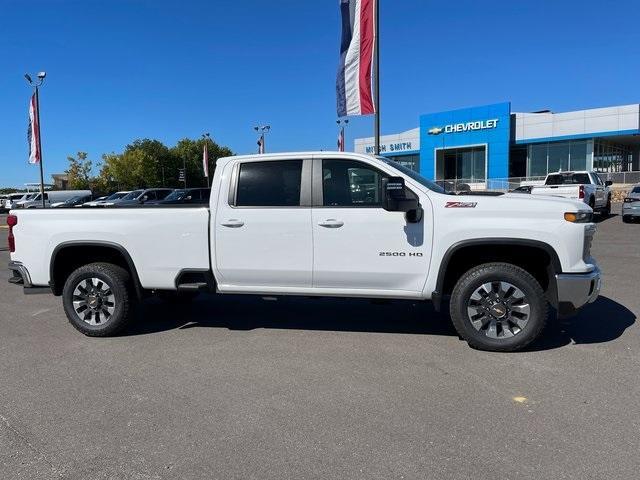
[66,152,93,189]
[171,138,233,188]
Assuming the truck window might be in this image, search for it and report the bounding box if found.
[546,173,590,185]
[322,159,382,207]
[236,160,302,207]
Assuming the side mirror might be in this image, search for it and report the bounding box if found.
[605,180,613,186]
[382,176,422,222]
[185,195,192,201]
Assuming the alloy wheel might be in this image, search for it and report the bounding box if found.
[466,281,530,339]
[72,277,116,326]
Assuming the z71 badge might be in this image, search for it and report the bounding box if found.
[445,201,477,208]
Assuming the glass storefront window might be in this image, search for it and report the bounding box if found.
[529,144,548,177]
[569,141,588,171]
[436,146,486,181]
[548,142,570,173]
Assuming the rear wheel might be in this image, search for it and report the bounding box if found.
[62,262,133,336]
[449,263,548,352]
[623,215,631,223]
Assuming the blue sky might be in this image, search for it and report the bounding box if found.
[1,0,640,187]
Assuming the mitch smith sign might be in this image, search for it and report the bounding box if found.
[428,118,499,135]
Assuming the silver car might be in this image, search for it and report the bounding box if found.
[622,185,640,223]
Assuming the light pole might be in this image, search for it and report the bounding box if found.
[336,119,349,152]
[254,125,271,154]
[25,71,47,208]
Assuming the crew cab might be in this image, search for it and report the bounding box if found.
[6,152,601,352]
[529,171,612,215]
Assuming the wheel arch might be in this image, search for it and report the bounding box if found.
[50,241,143,298]
[432,238,561,310]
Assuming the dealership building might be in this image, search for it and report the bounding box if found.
[354,102,640,185]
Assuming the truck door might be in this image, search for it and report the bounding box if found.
[592,173,606,206]
[214,158,313,288]
[311,157,431,294]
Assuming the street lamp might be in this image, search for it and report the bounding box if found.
[336,119,349,152]
[254,125,270,154]
[25,71,47,208]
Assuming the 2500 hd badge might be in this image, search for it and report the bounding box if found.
[379,252,424,257]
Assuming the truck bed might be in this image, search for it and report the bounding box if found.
[11,207,211,289]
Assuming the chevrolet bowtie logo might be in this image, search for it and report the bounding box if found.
[428,126,443,135]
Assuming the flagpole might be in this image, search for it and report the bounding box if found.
[34,85,46,208]
[374,0,380,155]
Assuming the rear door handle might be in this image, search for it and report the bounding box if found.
[221,219,244,228]
[318,219,344,228]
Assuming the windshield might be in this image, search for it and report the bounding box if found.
[378,157,446,194]
[106,191,129,201]
[546,173,590,185]
[163,189,189,201]
[632,186,640,194]
[120,190,143,201]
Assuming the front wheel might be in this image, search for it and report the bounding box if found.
[449,263,548,352]
[62,262,134,336]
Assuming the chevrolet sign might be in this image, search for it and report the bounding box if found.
[428,118,499,135]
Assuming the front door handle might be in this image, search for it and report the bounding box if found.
[221,219,245,228]
[318,219,344,228]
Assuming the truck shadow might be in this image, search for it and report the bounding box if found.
[124,295,634,351]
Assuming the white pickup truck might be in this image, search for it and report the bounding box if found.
[529,171,612,215]
[7,152,601,352]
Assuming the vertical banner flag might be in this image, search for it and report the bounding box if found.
[337,127,345,152]
[257,135,265,154]
[336,0,376,117]
[202,141,209,177]
[28,93,41,164]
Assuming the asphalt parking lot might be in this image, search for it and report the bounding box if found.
[1,206,639,479]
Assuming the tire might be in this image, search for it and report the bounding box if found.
[602,196,611,217]
[157,291,199,303]
[62,262,133,337]
[449,263,548,352]
[588,197,595,210]
[622,215,631,223]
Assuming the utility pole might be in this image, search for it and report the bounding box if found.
[373,0,380,155]
[25,72,47,208]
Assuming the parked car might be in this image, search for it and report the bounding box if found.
[154,188,211,205]
[83,191,129,207]
[13,190,92,209]
[7,152,601,352]
[4,193,35,210]
[529,171,612,215]
[0,195,8,211]
[112,188,174,206]
[622,185,640,223]
[51,194,94,208]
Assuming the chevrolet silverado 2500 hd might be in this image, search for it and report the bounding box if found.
[7,152,601,351]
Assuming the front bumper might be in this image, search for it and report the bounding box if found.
[555,265,601,316]
[8,261,51,294]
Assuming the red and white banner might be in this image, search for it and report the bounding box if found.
[202,141,209,177]
[337,126,345,152]
[336,0,376,117]
[28,93,41,164]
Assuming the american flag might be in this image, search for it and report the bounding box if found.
[28,93,41,164]
[202,141,209,177]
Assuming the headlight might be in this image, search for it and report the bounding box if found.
[564,212,593,223]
